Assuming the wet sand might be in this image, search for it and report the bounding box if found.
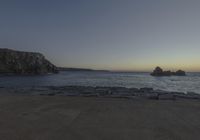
[0,94,200,140]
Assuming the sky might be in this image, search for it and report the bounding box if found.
[0,0,200,72]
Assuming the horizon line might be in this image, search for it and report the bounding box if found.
[58,67,200,73]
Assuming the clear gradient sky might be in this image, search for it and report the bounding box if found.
[1,0,200,72]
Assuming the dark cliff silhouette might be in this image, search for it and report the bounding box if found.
[0,48,58,74]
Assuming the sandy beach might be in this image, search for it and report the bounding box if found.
[0,93,200,140]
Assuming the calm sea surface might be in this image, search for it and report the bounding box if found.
[0,71,200,94]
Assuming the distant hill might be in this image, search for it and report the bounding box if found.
[58,67,109,72]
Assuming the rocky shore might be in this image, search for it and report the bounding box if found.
[1,86,199,100]
[1,88,200,140]
[1,86,200,140]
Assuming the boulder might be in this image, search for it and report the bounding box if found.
[0,48,58,74]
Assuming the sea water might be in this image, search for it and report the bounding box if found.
[0,71,200,94]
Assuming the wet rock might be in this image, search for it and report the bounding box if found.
[129,88,139,92]
[147,94,159,100]
[145,93,158,100]
[137,93,158,100]
[170,92,185,96]
[10,85,199,101]
[95,87,111,96]
[158,94,175,100]
[81,94,98,97]
[110,87,130,95]
[140,88,154,92]
[48,93,55,96]
[81,87,95,94]
[173,92,200,99]
[154,90,170,95]
[63,93,80,96]
[175,94,199,99]
[187,92,200,96]
[129,88,140,95]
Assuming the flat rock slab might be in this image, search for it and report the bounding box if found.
[0,95,200,140]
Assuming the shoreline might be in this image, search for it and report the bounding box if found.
[1,86,200,139]
[1,85,200,100]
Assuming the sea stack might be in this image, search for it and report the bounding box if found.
[175,70,186,76]
[151,66,186,76]
[0,48,58,74]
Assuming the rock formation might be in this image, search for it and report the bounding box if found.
[0,48,58,74]
[151,67,186,76]
[175,70,186,76]
[7,85,199,100]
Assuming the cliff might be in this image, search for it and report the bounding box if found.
[0,48,58,74]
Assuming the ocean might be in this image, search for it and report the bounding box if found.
[0,71,200,94]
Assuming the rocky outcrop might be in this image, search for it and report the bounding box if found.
[175,70,186,76]
[4,86,199,100]
[0,48,58,74]
[151,67,186,76]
